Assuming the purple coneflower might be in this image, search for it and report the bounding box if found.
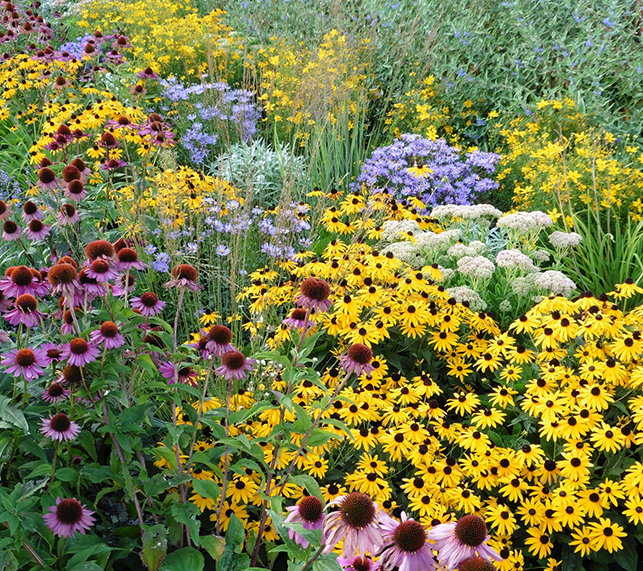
[58,203,80,226]
[297,277,331,312]
[4,294,45,327]
[107,115,136,130]
[61,338,100,367]
[65,180,87,201]
[101,158,128,170]
[215,350,255,381]
[70,158,91,184]
[41,412,80,441]
[21,200,43,222]
[43,497,95,537]
[427,515,501,570]
[336,555,378,571]
[90,321,125,349]
[77,269,107,297]
[457,557,497,571]
[159,362,198,387]
[0,265,47,298]
[47,263,78,294]
[340,343,375,376]
[41,342,63,366]
[85,259,118,282]
[166,264,201,292]
[0,200,13,221]
[97,132,120,149]
[192,335,211,359]
[115,247,146,271]
[131,292,165,316]
[37,167,59,191]
[62,165,81,183]
[3,219,22,241]
[26,219,51,241]
[112,273,135,296]
[206,325,235,356]
[283,307,315,330]
[2,347,47,380]
[112,35,131,49]
[323,492,384,557]
[42,382,70,404]
[84,240,115,262]
[378,512,435,571]
[137,66,159,80]
[285,496,325,548]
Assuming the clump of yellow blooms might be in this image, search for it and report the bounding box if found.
[497,98,643,223]
[77,0,239,79]
[246,29,371,143]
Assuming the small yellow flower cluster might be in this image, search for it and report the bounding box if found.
[246,29,371,142]
[78,0,239,79]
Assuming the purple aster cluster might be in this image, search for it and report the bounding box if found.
[355,133,501,207]
[161,78,261,166]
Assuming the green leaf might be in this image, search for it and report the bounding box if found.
[200,535,225,562]
[154,446,178,470]
[619,536,638,571]
[170,502,201,547]
[306,429,339,448]
[225,514,246,551]
[56,468,78,483]
[159,547,204,571]
[69,563,105,571]
[289,475,324,502]
[191,479,220,501]
[313,554,344,571]
[141,525,167,571]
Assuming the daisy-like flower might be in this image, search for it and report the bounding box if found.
[323,492,384,557]
[43,497,95,537]
[340,344,375,376]
[85,240,115,262]
[61,338,100,367]
[97,132,120,149]
[41,413,80,441]
[90,321,125,349]
[58,203,80,226]
[137,67,159,80]
[427,515,501,569]
[115,247,146,271]
[25,219,51,241]
[4,294,45,327]
[77,269,107,298]
[47,263,78,294]
[2,347,47,380]
[0,200,13,221]
[42,382,70,404]
[283,307,315,330]
[159,362,198,387]
[62,165,81,183]
[215,350,255,381]
[65,180,87,201]
[21,201,43,223]
[3,219,22,241]
[206,325,235,356]
[101,158,128,170]
[0,265,48,298]
[107,114,136,130]
[378,512,435,571]
[297,277,332,312]
[131,292,166,316]
[166,264,201,292]
[70,158,91,184]
[336,555,378,571]
[85,259,118,282]
[285,496,325,548]
[41,343,63,366]
[37,167,59,191]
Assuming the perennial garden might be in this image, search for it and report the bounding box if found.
[1,1,643,571]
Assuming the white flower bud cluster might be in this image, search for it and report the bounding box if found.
[414,229,461,252]
[469,240,486,254]
[447,285,488,312]
[381,241,423,265]
[438,266,456,281]
[457,255,496,280]
[496,211,553,234]
[447,243,477,259]
[381,220,421,241]
[534,270,577,297]
[496,249,538,272]
[499,300,513,313]
[532,249,550,263]
[549,231,583,248]
[511,274,537,297]
[431,204,503,222]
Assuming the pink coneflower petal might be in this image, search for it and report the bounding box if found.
[61,338,100,366]
[42,382,70,403]
[285,496,325,548]
[131,292,165,316]
[89,321,125,349]
[215,350,255,381]
[1,347,47,380]
[41,413,80,441]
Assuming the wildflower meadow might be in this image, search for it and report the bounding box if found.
[1,1,643,570]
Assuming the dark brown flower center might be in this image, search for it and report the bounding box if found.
[90,259,110,274]
[117,247,137,263]
[100,321,118,338]
[172,264,197,282]
[47,383,64,397]
[61,203,76,217]
[347,343,372,365]
[298,495,323,523]
[67,180,84,195]
[38,167,56,184]
[393,520,426,553]
[208,325,232,344]
[85,239,114,260]
[16,294,37,312]
[140,292,159,307]
[50,412,71,433]
[291,308,307,320]
[3,220,18,234]
[455,515,487,547]
[23,201,37,215]
[63,365,83,383]
[48,263,77,285]
[11,265,33,286]
[222,351,245,371]
[69,338,89,355]
[16,349,35,367]
[62,165,80,182]
[56,498,82,524]
[458,557,497,571]
[340,492,375,529]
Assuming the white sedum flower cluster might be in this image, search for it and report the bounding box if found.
[457,256,496,280]
[496,249,538,272]
[534,270,577,297]
[447,243,477,259]
[549,231,583,248]
[447,286,488,312]
[381,220,421,241]
[431,204,503,222]
[496,211,553,234]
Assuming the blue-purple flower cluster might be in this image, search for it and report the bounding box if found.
[161,78,261,165]
[355,134,500,207]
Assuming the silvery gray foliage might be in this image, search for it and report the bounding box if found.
[211,139,306,206]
